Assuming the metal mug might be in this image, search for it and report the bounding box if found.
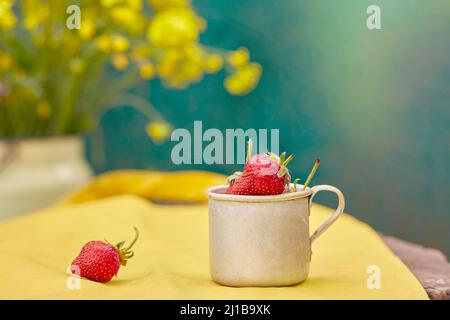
[206,184,345,287]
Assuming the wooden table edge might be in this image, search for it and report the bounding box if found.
[381,234,450,300]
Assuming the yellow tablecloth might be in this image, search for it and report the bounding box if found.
[0,171,428,299]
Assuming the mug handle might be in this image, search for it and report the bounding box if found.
[309,185,345,244]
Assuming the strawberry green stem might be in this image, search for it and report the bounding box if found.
[291,178,301,191]
[246,138,253,163]
[282,154,295,166]
[124,227,139,251]
[303,159,320,190]
[279,152,286,164]
[227,171,242,185]
[276,153,295,178]
[116,227,140,267]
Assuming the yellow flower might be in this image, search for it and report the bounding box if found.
[110,6,145,34]
[224,63,262,96]
[0,0,13,12]
[228,47,250,68]
[95,34,112,52]
[111,53,129,70]
[157,58,178,78]
[147,7,202,48]
[157,50,184,78]
[102,0,143,9]
[111,34,129,52]
[0,51,12,71]
[36,101,52,119]
[126,0,143,10]
[100,0,142,10]
[183,44,203,62]
[0,0,16,29]
[0,11,16,29]
[180,62,202,82]
[100,0,120,7]
[23,0,49,31]
[148,0,189,11]
[131,45,153,62]
[165,48,184,62]
[139,62,156,79]
[79,19,96,41]
[146,121,172,143]
[203,54,223,73]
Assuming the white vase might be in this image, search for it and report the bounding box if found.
[0,136,93,220]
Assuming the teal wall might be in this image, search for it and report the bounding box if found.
[87,0,450,256]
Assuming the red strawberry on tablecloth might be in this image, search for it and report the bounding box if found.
[70,227,139,283]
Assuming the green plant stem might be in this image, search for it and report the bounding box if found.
[124,227,140,251]
[303,159,320,190]
[246,138,253,162]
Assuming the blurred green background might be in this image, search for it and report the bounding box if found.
[86,0,450,255]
